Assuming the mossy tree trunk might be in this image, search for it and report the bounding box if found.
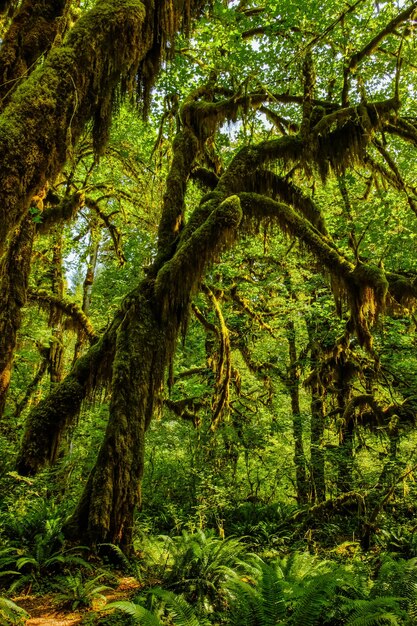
[64,287,170,549]
[307,319,326,504]
[64,192,242,550]
[335,356,355,494]
[0,213,35,419]
[286,318,309,505]
[48,229,65,385]
[0,0,72,107]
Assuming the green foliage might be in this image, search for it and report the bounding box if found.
[225,560,286,626]
[55,572,112,610]
[156,530,252,611]
[0,498,91,592]
[107,587,206,626]
[0,596,28,625]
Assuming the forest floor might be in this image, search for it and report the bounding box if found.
[15,577,141,625]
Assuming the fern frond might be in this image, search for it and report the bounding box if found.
[150,587,202,626]
[105,600,162,625]
[0,596,29,625]
[345,595,408,623]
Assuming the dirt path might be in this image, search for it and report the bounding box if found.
[15,577,141,625]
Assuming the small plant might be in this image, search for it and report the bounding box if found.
[55,572,113,611]
[225,560,286,626]
[9,541,92,593]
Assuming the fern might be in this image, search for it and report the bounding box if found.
[106,587,206,626]
[105,600,162,626]
[344,597,408,625]
[158,530,253,611]
[55,572,112,610]
[224,559,286,626]
[0,596,28,625]
[149,587,203,626]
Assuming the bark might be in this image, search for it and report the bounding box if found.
[310,378,326,503]
[335,357,355,494]
[64,287,167,550]
[48,229,65,384]
[0,0,72,108]
[0,213,35,418]
[73,226,101,363]
[307,320,326,504]
[64,195,242,550]
[286,319,308,505]
[0,0,147,256]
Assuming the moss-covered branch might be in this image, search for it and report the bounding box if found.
[155,127,199,263]
[0,0,72,108]
[238,192,389,349]
[0,0,148,255]
[27,288,98,343]
[14,280,143,475]
[154,195,243,320]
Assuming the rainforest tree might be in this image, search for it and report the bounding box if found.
[2,0,417,552]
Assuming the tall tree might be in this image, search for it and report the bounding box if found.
[4,0,417,551]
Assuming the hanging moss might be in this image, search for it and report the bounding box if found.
[0,0,72,107]
[243,169,329,236]
[154,195,242,322]
[27,288,97,343]
[386,271,417,312]
[0,0,147,254]
[309,99,399,181]
[237,193,391,350]
[137,0,207,116]
[217,136,303,195]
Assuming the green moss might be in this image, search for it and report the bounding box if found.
[154,195,242,320]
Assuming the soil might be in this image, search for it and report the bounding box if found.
[14,577,141,626]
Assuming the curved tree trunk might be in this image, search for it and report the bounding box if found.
[0,213,35,418]
[64,193,242,551]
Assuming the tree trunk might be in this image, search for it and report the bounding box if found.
[335,357,355,494]
[64,194,242,551]
[286,318,308,504]
[307,319,326,504]
[0,213,35,418]
[73,225,101,363]
[48,229,65,384]
[64,288,166,550]
[310,376,326,503]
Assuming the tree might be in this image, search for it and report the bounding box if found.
[3,0,417,552]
